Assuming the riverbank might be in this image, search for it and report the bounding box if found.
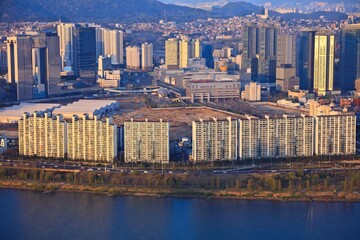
[1,180,360,202]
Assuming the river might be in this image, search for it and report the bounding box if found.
[0,189,359,240]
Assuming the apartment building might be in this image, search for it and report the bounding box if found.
[18,112,67,158]
[67,114,117,162]
[239,115,314,159]
[192,117,238,162]
[314,115,356,155]
[124,119,169,164]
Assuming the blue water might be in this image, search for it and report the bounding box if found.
[0,189,359,240]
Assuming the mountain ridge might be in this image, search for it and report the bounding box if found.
[0,0,348,24]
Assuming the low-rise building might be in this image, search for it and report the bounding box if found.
[186,80,240,102]
[0,135,7,153]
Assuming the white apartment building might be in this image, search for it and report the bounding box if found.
[192,117,238,162]
[18,112,67,158]
[239,115,314,159]
[315,115,356,155]
[124,119,169,164]
[67,114,117,162]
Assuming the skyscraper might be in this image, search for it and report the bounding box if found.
[141,42,153,71]
[57,23,76,72]
[340,24,360,92]
[277,34,296,67]
[297,30,316,91]
[126,46,140,70]
[0,41,7,73]
[313,32,334,96]
[179,39,189,69]
[165,38,179,68]
[7,36,34,100]
[241,23,278,82]
[74,24,96,82]
[201,43,213,68]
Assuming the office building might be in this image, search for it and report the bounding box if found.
[31,32,62,97]
[165,38,179,68]
[74,24,96,81]
[179,40,189,69]
[141,42,153,71]
[6,36,33,100]
[126,46,140,70]
[192,117,237,162]
[57,23,76,72]
[241,82,261,101]
[313,32,334,96]
[67,114,117,162]
[340,24,360,92]
[239,115,314,159]
[18,112,67,158]
[124,119,169,164]
[277,34,296,67]
[314,115,356,155]
[297,30,316,91]
[276,64,298,92]
[202,44,213,68]
[186,80,240,102]
[0,42,7,73]
[242,23,278,82]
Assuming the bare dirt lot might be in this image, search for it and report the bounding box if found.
[111,95,241,140]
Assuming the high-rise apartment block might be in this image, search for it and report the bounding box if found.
[314,115,356,155]
[126,46,140,70]
[241,82,261,101]
[192,117,237,162]
[124,119,169,164]
[179,39,189,68]
[98,28,124,65]
[340,24,360,92]
[18,112,67,158]
[313,32,334,96]
[141,42,153,71]
[239,115,314,159]
[190,39,201,58]
[191,114,355,162]
[67,115,117,162]
[165,38,179,68]
[18,112,118,162]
